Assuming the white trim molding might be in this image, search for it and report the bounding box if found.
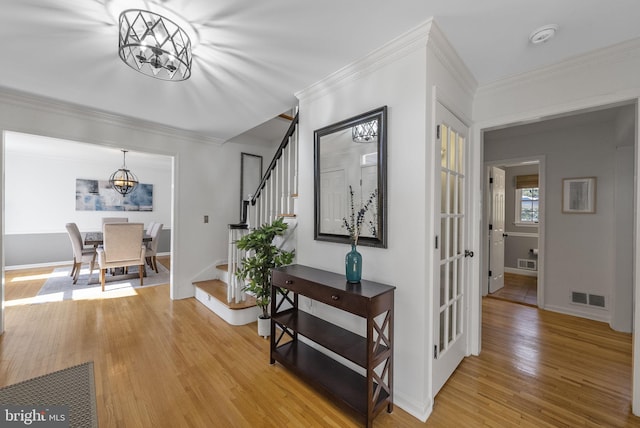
[0,86,224,146]
[296,19,477,104]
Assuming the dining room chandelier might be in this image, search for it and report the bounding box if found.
[352,121,378,143]
[109,150,139,196]
[118,9,192,81]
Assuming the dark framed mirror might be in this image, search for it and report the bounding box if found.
[314,106,387,248]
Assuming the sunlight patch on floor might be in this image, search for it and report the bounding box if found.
[9,270,70,282]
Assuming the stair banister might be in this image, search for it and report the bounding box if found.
[226,111,299,304]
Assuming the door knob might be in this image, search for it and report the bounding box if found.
[464,250,474,258]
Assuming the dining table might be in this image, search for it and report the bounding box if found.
[84,231,152,247]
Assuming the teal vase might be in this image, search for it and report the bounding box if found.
[345,244,362,283]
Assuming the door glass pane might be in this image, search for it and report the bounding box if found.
[440,218,447,261]
[457,135,464,173]
[439,312,446,351]
[453,215,459,257]
[457,217,463,255]
[449,260,456,300]
[449,129,456,171]
[441,171,447,213]
[449,174,455,214]
[448,305,454,343]
[448,216,455,258]
[458,176,464,215]
[441,125,448,168]
[440,264,447,306]
[457,251,464,298]
[456,299,463,335]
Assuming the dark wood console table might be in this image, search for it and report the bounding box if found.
[271,264,395,428]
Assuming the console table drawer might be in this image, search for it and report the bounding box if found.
[272,265,393,317]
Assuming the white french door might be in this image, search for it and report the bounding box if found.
[432,103,469,397]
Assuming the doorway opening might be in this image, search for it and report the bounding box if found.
[485,160,541,307]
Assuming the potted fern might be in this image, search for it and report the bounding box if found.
[235,217,295,337]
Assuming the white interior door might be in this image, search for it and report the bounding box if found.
[433,103,469,397]
[320,169,346,234]
[360,164,377,238]
[488,167,505,293]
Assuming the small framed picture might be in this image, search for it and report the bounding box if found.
[562,177,596,214]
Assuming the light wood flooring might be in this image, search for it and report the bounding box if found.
[1,260,638,427]
[489,272,538,306]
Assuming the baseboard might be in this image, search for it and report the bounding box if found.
[544,304,610,324]
[5,252,172,271]
[393,392,432,423]
[5,260,71,271]
[504,267,538,277]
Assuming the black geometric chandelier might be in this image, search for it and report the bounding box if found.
[352,120,378,143]
[109,150,139,196]
[118,9,192,81]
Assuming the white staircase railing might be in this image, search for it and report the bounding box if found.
[227,112,299,304]
[227,224,249,303]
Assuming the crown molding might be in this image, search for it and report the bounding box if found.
[296,19,477,105]
[426,21,477,99]
[0,86,225,146]
[296,20,433,103]
[477,37,640,96]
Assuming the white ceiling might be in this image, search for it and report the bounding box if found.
[1,0,639,143]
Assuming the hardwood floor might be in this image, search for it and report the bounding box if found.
[489,272,538,306]
[1,260,638,427]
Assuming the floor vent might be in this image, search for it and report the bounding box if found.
[571,292,606,308]
[517,258,537,271]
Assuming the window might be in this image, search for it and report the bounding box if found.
[516,187,539,225]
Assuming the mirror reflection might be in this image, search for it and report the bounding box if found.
[314,106,387,248]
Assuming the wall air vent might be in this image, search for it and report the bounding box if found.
[517,258,537,271]
[588,294,606,308]
[571,292,588,305]
[571,292,606,309]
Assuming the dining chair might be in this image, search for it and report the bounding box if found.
[65,223,97,284]
[102,217,129,224]
[146,221,156,237]
[96,223,146,291]
[145,223,163,273]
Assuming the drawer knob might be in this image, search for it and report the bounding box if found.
[331,295,340,301]
[285,280,293,285]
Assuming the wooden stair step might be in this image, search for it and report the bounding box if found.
[193,279,256,310]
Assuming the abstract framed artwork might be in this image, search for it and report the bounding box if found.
[562,177,596,214]
[76,178,153,211]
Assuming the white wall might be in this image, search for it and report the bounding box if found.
[472,37,640,414]
[484,110,631,322]
[0,87,268,309]
[296,20,475,421]
[5,132,171,234]
[297,37,429,420]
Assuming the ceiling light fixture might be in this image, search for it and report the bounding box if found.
[529,24,559,45]
[119,9,192,81]
[352,121,378,143]
[109,150,139,196]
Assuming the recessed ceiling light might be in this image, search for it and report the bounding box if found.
[529,24,559,45]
